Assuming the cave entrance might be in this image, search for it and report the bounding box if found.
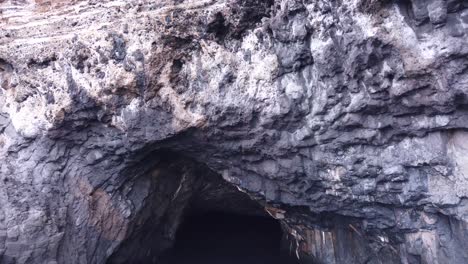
[107,151,300,264]
[162,211,299,264]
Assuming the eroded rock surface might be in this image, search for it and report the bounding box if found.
[1,0,468,263]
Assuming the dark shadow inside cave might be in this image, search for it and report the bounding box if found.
[106,150,301,264]
[161,211,300,264]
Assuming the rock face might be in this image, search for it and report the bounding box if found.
[1,0,468,263]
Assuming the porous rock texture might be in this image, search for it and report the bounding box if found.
[1,0,468,263]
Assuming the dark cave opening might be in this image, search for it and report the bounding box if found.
[161,211,300,264]
[107,150,301,264]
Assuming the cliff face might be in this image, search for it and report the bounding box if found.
[1,0,468,263]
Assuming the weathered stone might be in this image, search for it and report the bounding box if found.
[1,0,468,263]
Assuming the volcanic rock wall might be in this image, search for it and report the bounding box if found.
[1,0,468,263]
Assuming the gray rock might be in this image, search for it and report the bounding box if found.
[0,0,468,263]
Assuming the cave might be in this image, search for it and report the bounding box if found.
[106,151,301,264]
[161,211,300,264]
[155,155,301,264]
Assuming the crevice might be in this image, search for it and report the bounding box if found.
[206,12,229,42]
[27,54,57,69]
[0,58,13,90]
